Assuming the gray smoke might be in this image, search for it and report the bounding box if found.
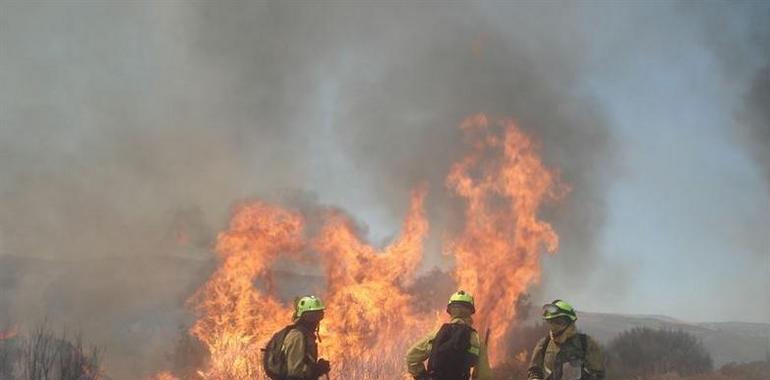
[698,1,770,190]
[740,66,770,189]
[740,65,770,326]
[0,3,613,376]
[2,1,768,378]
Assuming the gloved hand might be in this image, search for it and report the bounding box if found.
[527,367,545,380]
[313,358,331,377]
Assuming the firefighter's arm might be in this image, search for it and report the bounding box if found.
[526,337,548,380]
[583,336,605,380]
[283,330,313,379]
[405,331,434,378]
[469,330,481,360]
[470,331,492,380]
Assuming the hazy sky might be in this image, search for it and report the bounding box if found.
[1,1,768,338]
[539,3,770,323]
[300,2,770,323]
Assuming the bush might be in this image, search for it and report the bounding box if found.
[607,327,712,379]
[718,359,770,380]
[0,322,103,380]
[1,336,20,379]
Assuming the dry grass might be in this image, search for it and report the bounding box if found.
[0,322,103,380]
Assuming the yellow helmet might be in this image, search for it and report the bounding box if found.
[447,290,475,314]
[542,299,577,321]
[295,295,325,318]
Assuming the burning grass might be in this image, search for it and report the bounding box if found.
[155,114,566,379]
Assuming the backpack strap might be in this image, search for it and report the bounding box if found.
[577,333,591,379]
[538,334,551,369]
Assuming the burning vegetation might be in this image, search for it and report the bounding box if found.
[156,114,567,380]
[152,114,566,379]
[0,322,103,380]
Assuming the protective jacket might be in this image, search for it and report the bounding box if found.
[527,324,604,380]
[405,317,490,380]
[281,324,320,380]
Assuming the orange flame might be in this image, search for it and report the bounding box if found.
[314,186,432,374]
[188,202,304,379]
[0,325,18,340]
[163,114,565,379]
[447,114,567,364]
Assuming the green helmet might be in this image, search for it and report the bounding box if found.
[447,290,475,314]
[542,299,577,321]
[295,295,325,318]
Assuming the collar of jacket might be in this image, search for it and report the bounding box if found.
[449,316,474,326]
[549,323,577,345]
[293,321,318,337]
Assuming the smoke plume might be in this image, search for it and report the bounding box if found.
[740,65,770,189]
[3,1,767,377]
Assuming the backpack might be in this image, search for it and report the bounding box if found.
[262,325,296,380]
[427,323,475,380]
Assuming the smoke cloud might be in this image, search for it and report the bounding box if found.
[2,1,768,377]
[740,65,770,189]
[0,3,613,376]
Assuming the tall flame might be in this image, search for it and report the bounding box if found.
[314,186,432,376]
[164,114,566,379]
[189,203,304,379]
[447,114,567,364]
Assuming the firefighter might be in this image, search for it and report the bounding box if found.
[281,295,331,380]
[527,300,605,380]
[405,290,490,380]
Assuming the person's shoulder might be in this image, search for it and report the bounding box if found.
[449,318,476,331]
[284,327,304,341]
[576,332,601,349]
[280,326,306,352]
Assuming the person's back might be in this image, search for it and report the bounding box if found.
[426,321,476,380]
[282,323,322,380]
[405,290,490,380]
[527,300,604,380]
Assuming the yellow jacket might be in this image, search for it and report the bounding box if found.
[527,324,605,380]
[405,317,490,379]
[282,326,319,379]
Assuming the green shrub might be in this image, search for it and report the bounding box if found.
[606,327,712,379]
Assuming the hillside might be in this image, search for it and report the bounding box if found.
[573,312,770,366]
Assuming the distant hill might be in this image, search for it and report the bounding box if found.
[565,312,770,366]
